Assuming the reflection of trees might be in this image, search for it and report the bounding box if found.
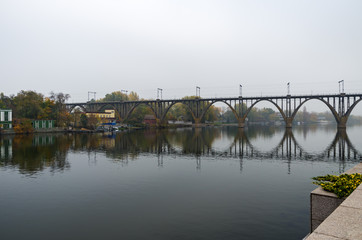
[0,134,72,175]
[72,133,109,151]
[65,128,223,159]
[166,128,221,156]
[107,130,173,160]
[1,126,360,174]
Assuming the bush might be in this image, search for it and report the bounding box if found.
[312,173,362,198]
[13,119,34,134]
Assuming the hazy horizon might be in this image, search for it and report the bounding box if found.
[1,0,362,114]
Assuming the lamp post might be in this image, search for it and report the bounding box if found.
[287,82,290,95]
[239,84,242,97]
[121,90,128,100]
[196,86,200,98]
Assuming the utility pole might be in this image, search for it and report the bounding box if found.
[338,80,344,94]
[196,86,200,98]
[88,91,96,101]
[157,88,163,99]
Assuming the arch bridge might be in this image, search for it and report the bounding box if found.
[66,93,362,129]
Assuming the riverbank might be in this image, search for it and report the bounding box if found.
[0,124,217,135]
[0,126,153,135]
[0,128,67,135]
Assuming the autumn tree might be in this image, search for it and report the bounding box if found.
[87,114,98,130]
[99,91,140,102]
[38,97,55,119]
[49,92,71,127]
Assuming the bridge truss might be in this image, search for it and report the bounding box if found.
[66,93,362,128]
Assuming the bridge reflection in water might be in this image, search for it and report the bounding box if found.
[0,127,361,174]
[90,127,361,173]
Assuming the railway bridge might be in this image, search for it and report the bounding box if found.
[66,93,362,129]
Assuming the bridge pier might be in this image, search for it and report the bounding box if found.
[336,127,347,138]
[156,118,162,128]
[285,117,293,128]
[194,118,202,128]
[238,119,245,128]
[337,117,347,129]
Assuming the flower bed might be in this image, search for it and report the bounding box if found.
[312,173,362,198]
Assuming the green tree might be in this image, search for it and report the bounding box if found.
[100,91,127,101]
[204,105,220,122]
[220,103,248,123]
[13,90,44,119]
[99,91,140,102]
[0,93,13,109]
[126,104,154,124]
[165,96,221,123]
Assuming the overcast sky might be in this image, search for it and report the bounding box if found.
[1,0,362,112]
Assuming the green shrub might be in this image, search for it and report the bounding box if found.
[312,173,362,198]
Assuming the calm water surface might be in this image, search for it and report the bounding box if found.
[1,125,361,240]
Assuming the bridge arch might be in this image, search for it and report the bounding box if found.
[199,100,239,123]
[243,99,287,122]
[290,98,339,124]
[97,103,122,121]
[345,98,362,120]
[123,102,157,122]
[67,104,87,113]
[160,101,197,123]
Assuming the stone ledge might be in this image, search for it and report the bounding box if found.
[308,205,362,239]
[310,191,344,232]
[305,232,343,240]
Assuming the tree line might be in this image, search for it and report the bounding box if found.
[221,105,362,125]
[0,91,70,132]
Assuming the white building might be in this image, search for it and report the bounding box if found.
[0,109,12,129]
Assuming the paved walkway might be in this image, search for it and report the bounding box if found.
[306,163,362,240]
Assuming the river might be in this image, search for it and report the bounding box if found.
[1,125,361,240]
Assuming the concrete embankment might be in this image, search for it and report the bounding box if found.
[0,128,68,135]
[306,163,362,240]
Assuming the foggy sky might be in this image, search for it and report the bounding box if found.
[1,0,362,113]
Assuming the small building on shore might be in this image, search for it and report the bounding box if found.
[32,120,55,129]
[86,109,116,124]
[0,109,12,129]
[143,115,156,126]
